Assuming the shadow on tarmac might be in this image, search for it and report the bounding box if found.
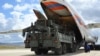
[23,49,85,56]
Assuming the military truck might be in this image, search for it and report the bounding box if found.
[23,19,77,55]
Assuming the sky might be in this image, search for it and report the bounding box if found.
[0,0,100,44]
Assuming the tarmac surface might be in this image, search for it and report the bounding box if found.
[0,48,100,56]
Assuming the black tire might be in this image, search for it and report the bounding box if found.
[67,44,76,53]
[42,49,48,54]
[31,47,34,51]
[55,45,63,55]
[62,44,67,54]
[35,49,42,55]
[72,44,77,52]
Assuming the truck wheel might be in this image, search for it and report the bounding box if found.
[73,44,77,52]
[70,48,75,52]
[67,48,73,53]
[35,49,42,55]
[55,45,63,55]
[42,49,48,54]
[67,44,76,53]
[62,44,67,54]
